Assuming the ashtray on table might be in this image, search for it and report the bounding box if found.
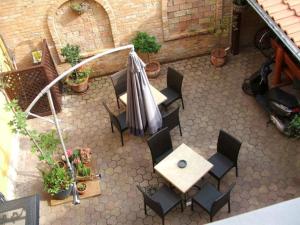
[177,160,187,168]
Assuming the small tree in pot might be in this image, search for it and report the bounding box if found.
[132,32,161,78]
[61,44,91,93]
[209,16,231,67]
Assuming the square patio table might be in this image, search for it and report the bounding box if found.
[119,84,167,106]
[154,143,213,194]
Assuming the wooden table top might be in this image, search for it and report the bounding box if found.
[119,84,167,106]
[154,143,213,193]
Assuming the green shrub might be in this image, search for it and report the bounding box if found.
[42,165,73,196]
[61,44,80,66]
[77,163,91,177]
[132,32,161,63]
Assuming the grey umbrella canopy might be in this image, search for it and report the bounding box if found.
[126,50,162,136]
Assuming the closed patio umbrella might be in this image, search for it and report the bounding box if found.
[126,50,162,136]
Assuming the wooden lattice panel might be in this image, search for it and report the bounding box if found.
[2,40,62,117]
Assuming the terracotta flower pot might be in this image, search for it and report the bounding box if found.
[76,182,87,195]
[67,76,89,93]
[146,61,161,78]
[210,48,227,67]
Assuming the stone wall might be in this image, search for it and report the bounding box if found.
[0,0,232,76]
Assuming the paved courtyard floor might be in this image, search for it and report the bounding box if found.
[14,48,300,225]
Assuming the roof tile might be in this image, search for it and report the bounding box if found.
[256,0,300,48]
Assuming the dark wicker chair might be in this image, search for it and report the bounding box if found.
[191,182,235,222]
[162,106,182,136]
[161,67,184,109]
[147,127,173,171]
[102,102,128,146]
[137,185,183,225]
[110,69,127,108]
[208,130,241,190]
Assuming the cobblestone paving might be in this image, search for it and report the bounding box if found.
[14,48,300,225]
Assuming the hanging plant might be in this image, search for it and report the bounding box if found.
[70,2,89,15]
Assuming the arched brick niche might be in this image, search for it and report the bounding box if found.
[48,0,119,61]
[162,0,223,41]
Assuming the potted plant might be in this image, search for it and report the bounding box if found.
[61,44,91,93]
[32,50,42,64]
[70,2,89,15]
[287,115,300,137]
[79,147,92,165]
[233,0,248,13]
[76,182,87,195]
[209,17,230,67]
[42,165,73,200]
[76,162,91,180]
[132,32,162,78]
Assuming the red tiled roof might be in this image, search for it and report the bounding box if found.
[256,0,300,48]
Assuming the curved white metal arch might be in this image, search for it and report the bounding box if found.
[25,44,134,204]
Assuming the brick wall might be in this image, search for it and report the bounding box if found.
[0,0,232,76]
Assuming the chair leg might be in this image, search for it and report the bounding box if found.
[191,200,194,211]
[111,122,114,133]
[144,202,147,215]
[180,201,184,212]
[178,122,182,136]
[218,180,220,191]
[236,166,238,177]
[120,132,124,146]
[228,200,231,213]
[162,216,165,225]
[181,98,184,109]
[210,215,213,222]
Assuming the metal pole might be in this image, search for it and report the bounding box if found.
[47,90,80,205]
[25,44,134,116]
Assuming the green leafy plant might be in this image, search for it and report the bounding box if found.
[132,32,161,63]
[288,114,300,138]
[61,44,80,66]
[208,16,230,47]
[77,182,86,191]
[5,99,28,135]
[5,100,60,165]
[31,130,60,165]
[233,0,247,6]
[76,162,91,177]
[61,44,91,84]
[42,165,73,196]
